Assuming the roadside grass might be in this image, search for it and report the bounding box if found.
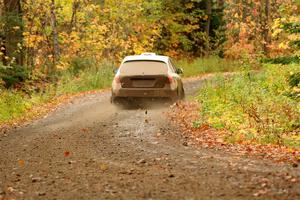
[57,60,114,94]
[0,60,114,124]
[0,89,51,123]
[195,63,300,147]
[177,56,242,77]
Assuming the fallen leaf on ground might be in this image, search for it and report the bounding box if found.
[99,163,108,171]
[18,159,25,167]
[64,151,70,157]
[253,189,268,197]
[81,128,89,133]
[7,187,14,192]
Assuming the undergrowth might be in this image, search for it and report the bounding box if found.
[0,89,51,122]
[177,56,242,77]
[196,64,300,147]
[57,60,114,94]
[0,59,114,123]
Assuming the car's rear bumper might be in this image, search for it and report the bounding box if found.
[112,88,177,98]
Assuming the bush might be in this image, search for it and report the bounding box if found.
[57,60,114,94]
[0,89,48,122]
[0,64,29,88]
[196,64,300,146]
[288,72,300,88]
[262,56,300,65]
[68,57,96,75]
[0,90,27,121]
[287,72,300,100]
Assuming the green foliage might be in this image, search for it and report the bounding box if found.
[196,64,300,146]
[288,72,300,88]
[57,59,114,94]
[68,57,96,75]
[0,63,29,88]
[287,71,300,100]
[177,56,241,77]
[0,88,49,122]
[262,56,300,65]
[290,40,300,49]
[0,90,27,121]
[155,0,223,57]
[283,22,300,34]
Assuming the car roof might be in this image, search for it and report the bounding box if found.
[122,53,170,64]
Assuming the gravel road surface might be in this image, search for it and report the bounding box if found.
[0,77,299,200]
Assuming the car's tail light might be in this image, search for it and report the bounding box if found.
[114,75,121,84]
[168,75,174,84]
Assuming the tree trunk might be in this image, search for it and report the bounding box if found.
[50,0,59,73]
[217,0,224,8]
[70,0,80,30]
[205,0,212,54]
[263,0,270,55]
[1,0,23,65]
[205,0,212,37]
[99,0,105,8]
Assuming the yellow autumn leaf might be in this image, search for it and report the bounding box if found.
[278,42,289,49]
[272,29,282,37]
[99,163,108,171]
[185,3,194,9]
[287,149,295,153]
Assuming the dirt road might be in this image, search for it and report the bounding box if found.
[0,77,299,200]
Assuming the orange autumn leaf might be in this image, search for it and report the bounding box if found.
[64,151,70,157]
[81,128,89,133]
[18,159,25,167]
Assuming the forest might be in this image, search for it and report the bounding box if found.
[0,0,300,146]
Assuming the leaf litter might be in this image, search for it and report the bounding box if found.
[168,101,300,164]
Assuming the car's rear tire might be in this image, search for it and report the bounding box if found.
[111,96,131,109]
[180,88,185,100]
[172,87,185,102]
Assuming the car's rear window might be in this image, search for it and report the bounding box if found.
[119,60,168,75]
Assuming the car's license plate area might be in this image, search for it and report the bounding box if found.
[131,78,156,88]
